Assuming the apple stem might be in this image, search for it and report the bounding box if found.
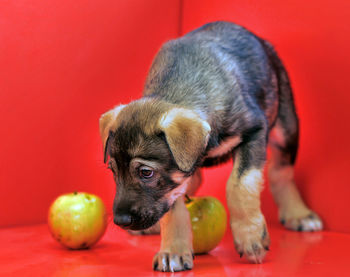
[185,194,192,203]
[74,191,77,195]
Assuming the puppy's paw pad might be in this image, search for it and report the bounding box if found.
[281,212,323,232]
[153,251,193,272]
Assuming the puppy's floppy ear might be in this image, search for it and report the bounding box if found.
[99,105,126,163]
[159,108,211,172]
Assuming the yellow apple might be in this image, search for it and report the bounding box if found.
[186,196,227,254]
[48,192,108,249]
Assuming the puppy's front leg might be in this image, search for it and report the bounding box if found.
[153,196,193,272]
[226,128,270,263]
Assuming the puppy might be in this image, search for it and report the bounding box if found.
[99,21,323,272]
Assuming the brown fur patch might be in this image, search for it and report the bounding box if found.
[99,105,126,153]
[159,108,211,172]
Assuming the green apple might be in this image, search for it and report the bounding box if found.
[185,196,227,254]
[48,192,108,249]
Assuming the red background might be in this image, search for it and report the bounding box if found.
[1,0,349,233]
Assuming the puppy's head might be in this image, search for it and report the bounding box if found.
[99,99,210,230]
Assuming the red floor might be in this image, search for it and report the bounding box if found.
[1,222,349,277]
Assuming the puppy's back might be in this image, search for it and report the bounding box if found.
[143,21,278,128]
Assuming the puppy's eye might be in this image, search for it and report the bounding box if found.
[139,166,154,179]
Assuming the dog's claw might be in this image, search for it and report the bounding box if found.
[280,212,323,232]
[153,251,193,272]
[153,260,158,270]
[233,221,270,264]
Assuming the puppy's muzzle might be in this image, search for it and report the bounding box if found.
[113,211,157,231]
[113,207,143,230]
[113,199,170,230]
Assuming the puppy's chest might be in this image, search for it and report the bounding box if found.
[205,136,241,159]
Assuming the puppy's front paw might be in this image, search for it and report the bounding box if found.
[280,211,323,232]
[232,217,270,264]
[153,250,193,272]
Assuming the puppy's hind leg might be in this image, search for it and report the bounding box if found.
[267,59,322,231]
[268,120,323,231]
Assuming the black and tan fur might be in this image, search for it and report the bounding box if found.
[99,22,322,272]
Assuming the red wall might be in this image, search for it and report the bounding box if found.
[0,0,180,227]
[183,0,350,233]
[1,0,350,233]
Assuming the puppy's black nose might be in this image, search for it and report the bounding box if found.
[114,213,132,228]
